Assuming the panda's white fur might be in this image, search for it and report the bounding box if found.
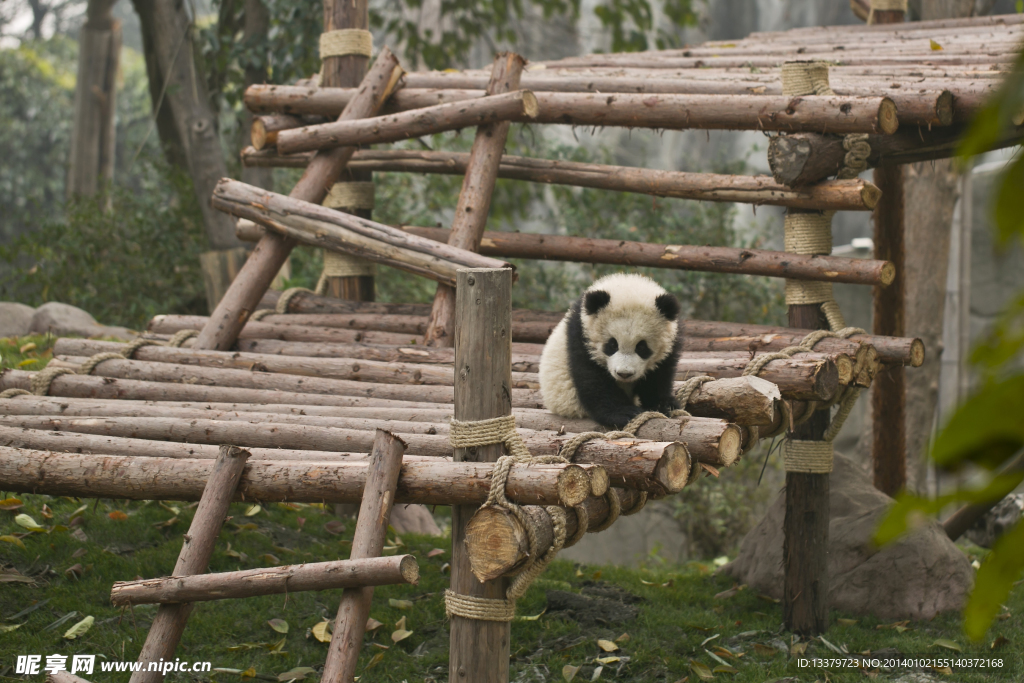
[539,273,680,422]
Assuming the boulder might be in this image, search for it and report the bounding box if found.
[0,302,36,338]
[723,452,974,621]
[29,302,136,339]
[388,503,442,536]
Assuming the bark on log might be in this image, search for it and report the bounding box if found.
[465,489,646,581]
[768,123,1024,186]
[251,114,315,150]
[321,430,404,683]
[131,445,249,683]
[111,555,418,606]
[194,49,403,352]
[426,53,526,348]
[0,446,599,507]
[211,178,512,287]
[277,90,539,154]
[239,217,893,284]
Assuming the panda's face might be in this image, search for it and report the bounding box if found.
[580,275,680,383]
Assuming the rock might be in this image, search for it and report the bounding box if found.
[965,493,1024,549]
[388,504,442,536]
[0,302,35,337]
[29,302,136,340]
[722,452,974,621]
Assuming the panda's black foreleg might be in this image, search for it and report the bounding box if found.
[634,344,682,416]
[567,354,644,430]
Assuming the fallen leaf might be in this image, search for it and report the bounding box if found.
[689,660,714,680]
[712,665,738,674]
[389,599,413,610]
[714,586,744,600]
[931,666,953,675]
[69,504,88,517]
[364,652,385,671]
[562,664,580,682]
[515,609,546,622]
[225,545,248,562]
[260,554,281,565]
[159,502,181,515]
[426,548,445,558]
[930,39,944,50]
[391,628,413,643]
[752,643,777,657]
[277,666,317,681]
[71,528,88,542]
[108,510,128,521]
[440,562,450,574]
[15,514,45,531]
[235,523,259,531]
[245,504,262,517]
[615,633,630,643]
[40,504,53,519]
[153,517,178,528]
[0,498,23,511]
[790,641,807,655]
[370,642,389,650]
[65,563,84,579]
[365,617,383,631]
[268,637,287,654]
[240,667,257,678]
[0,570,33,584]
[595,656,620,665]
[268,619,289,634]
[324,520,345,535]
[311,620,331,643]
[0,535,26,549]
[991,635,1009,649]
[71,548,87,559]
[837,618,858,626]
[933,638,962,652]
[63,615,94,639]
[597,640,618,652]
[0,623,23,633]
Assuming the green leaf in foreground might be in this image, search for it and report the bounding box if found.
[931,375,1024,470]
[965,520,1024,641]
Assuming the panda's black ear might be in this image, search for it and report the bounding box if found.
[584,290,611,315]
[655,293,680,321]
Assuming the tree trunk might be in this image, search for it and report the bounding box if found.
[68,0,120,201]
[240,0,273,192]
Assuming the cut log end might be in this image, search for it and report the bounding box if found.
[654,442,692,494]
[522,91,539,118]
[399,554,420,585]
[556,464,593,506]
[834,354,853,386]
[465,506,524,583]
[587,465,610,497]
[718,425,742,467]
[860,183,882,210]
[910,339,925,368]
[812,360,839,401]
[880,261,896,286]
[251,119,270,150]
[936,90,954,127]
[878,98,899,135]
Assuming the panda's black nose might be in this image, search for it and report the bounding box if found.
[616,370,635,379]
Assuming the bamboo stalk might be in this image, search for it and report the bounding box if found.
[131,445,249,683]
[238,217,894,284]
[0,445,598,507]
[111,555,418,606]
[194,49,404,352]
[277,90,539,154]
[211,179,513,288]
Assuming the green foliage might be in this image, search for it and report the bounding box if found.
[877,50,1024,643]
[0,164,209,330]
[0,38,77,243]
[0,333,56,371]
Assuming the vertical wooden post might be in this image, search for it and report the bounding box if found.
[321,0,375,301]
[321,429,405,683]
[449,268,513,683]
[192,50,402,351]
[131,446,250,683]
[869,0,907,500]
[783,297,830,635]
[424,54,525,347]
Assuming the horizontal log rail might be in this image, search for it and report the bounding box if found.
[111,555,419,606]
[236,216,894,285]
[0,447,609,507]
[239,147,883,212]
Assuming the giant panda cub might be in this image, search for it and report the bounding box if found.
[539,273,682,429]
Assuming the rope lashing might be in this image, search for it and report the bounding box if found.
[672,375,715,416]
[782,211,847,331]
[30,366,76,396]
[443,591,516,622]
[868,0,907,24]
[16,338,163,397]
[167,329,198,347]
[251,286,316,321]
[324,182,375,211]
[319,29,373,59]
[0,388,30,398]
[316,181,377,293]
[783,440,834,474]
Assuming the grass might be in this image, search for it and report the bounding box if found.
[0,334,57,373]
[1,495,1022,682]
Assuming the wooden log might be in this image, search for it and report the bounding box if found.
[277,90,539,154]
[210,178,513,288]
[680,319,923,367]
[239,217,893,284]
[768,123,1024,187]
[244,80,950,127]
[131,445,249,683]
[426,53,526,348]
[465,489,646,581]
[251,114,316,150]
[0,444,597,507]
[322,430,404,683]
[111,555,418,606]
[872,163,907,496]
[1,414,674,494]
[449,268,510,683]
[153,314,442,347]
[194,49,403,352]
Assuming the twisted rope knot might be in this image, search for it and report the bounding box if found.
[319,29,373,59]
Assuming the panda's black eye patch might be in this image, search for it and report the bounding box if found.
[602,338,618,356]
[635,340,653,359]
